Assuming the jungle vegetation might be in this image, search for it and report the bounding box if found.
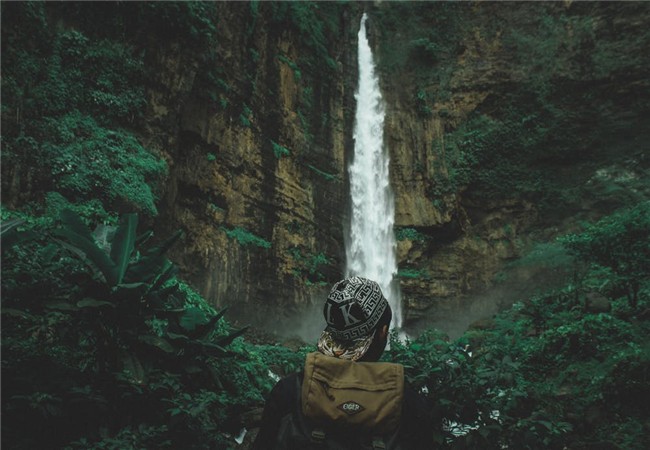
[2,2,649,449]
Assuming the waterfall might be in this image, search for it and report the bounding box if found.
[345,13,402,330]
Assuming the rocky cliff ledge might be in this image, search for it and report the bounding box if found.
[148,2,650,328]
[3,2,647,331]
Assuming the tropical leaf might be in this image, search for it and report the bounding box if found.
[126,253,167,283]
[138,335,175,353]
[134,229,154,248]
[179,306,207,332]
[59,209,95,242]
[0,219,37,253]
[114,282,150,304]
[120,352,147,384]
[149,260,176,293]
[145,229,183,258]
[1,308,34,319]
[196,342,230,357]
[110,213,138,285]
[214,326,249,348]
[55,228,118,285]
[186,308,228,341]
[0,218,25,235]
[77,298,115,308]
[43,300,78,311]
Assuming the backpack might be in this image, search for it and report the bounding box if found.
[274,352,405,450]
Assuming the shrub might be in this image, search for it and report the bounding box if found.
[221,226,271,249]
[560,202,650,305]
[1,211,266,449]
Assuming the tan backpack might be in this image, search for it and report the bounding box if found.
[301,351,404,433]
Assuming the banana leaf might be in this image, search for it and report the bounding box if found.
[0,218,24,235]
[214,326,249,348]
[186,308,228,341]
[195,341,230,357]
[1,219,37,254]
[134,230,154,248]
[179,306,207,332]
[145,229,183,258]
[59,209,95,243]
[138,335,175,353]
[114,282,150,302]
[110,213,138,285]
[77,298,115,308]
[148,260,176,293]
[55,229,118,285]
[119,352,147,384]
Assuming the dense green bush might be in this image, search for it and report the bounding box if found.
[1,211,269,449]
[560,201,650,305]
[383,206,650,449]
[1,2,166,217]
[385,288,648,449]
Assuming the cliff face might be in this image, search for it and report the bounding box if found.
[372,1,650,321]
[3,2,648,330]
[141,3,362,325]
[135,1,650,327]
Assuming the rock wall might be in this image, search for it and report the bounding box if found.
[53,2,642,329]
[143,3,364,325]
[372,1,650,322]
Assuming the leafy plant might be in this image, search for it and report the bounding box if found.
[560,202,650,305]
[397,268,430,280]
[288,246,330,283]
[271,140,291,159]
[221,225,271,249]
[1,210,261,448]
[307,164,339,182]
[395,227,429,242]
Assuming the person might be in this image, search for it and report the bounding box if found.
[252,276,432,449]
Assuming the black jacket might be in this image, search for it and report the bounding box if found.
[252,372,432,450]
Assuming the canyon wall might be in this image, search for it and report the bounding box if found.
[3,2,648,330]
[143,3,363,326]
[135,1,650,327]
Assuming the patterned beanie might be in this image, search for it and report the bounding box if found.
[317,277,389,361]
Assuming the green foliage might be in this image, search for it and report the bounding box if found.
[255,343,315,379]
[308,164,340,182]
[47,112,167,215]
[1,211,265,448]
[414,87,433,118]
[221,226,271,249]
[560,202,650,305]
[504,12,595,95]
[397,268,430,280]
[288,247,330,283]
[239,104,253,128]
[436,100,588,204]
[278,54,302,81]
[386,283,649,448]
[2,2,167,216]
[395,227,428,242]
[271,141,291,159]
[373,1,464,86]
[508,241,573,272]
[269,2,341,72]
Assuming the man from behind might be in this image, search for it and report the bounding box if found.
[253,276,432,449]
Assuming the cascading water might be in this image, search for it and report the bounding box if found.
[345,13,402,330]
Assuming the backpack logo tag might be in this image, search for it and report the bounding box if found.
[338,400,365,415]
